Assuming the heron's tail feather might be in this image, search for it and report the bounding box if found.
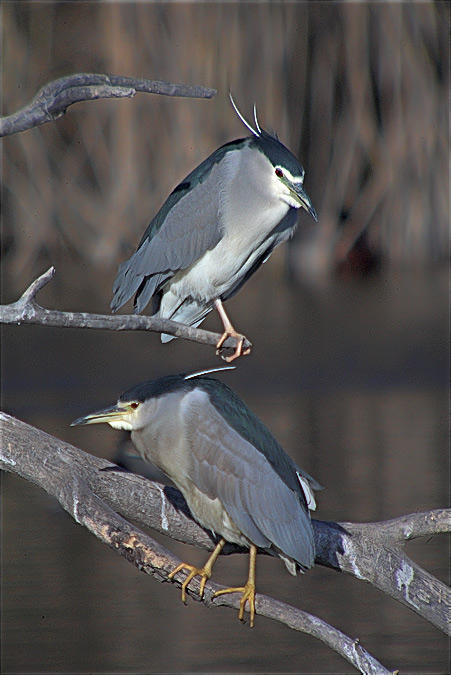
[158,294,213,342]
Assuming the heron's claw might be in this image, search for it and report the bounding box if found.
[168,563,211,603]
[169,540,226,604]
[213,580,256,627]
[216,329,251,362]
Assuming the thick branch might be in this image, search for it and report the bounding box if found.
[0,267,251,356]
[0,73,216,137]
[1,412,395,674]
[322,518,450,634]
[2,412,449,637]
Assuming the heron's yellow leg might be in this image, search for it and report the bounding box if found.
[213,544,257,627]
[214,299,251,362]
[168,538,226,603]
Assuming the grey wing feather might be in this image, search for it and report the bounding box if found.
[111,159,226,313]
[202,377,322,498]
[133,273,171,315]
[185,390,315,568]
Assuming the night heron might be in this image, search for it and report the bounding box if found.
[110,95,317,361]
[72,367,321,626]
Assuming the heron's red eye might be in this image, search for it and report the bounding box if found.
[275,168,284,178]
[130,402,139,409]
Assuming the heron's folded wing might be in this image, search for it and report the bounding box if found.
[111,156,227,312]
[183,389,315,569]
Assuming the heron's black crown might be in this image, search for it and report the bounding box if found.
[251,130,305,179]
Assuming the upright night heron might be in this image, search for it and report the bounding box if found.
[72,367,321,626]
[110,95,317,361]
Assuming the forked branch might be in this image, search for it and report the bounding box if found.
[0,268,251,356]
[0,73,216,137]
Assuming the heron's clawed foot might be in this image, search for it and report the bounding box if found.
[213,543,257,626]
[216,329,251,362]
[213,579,256,627]
[213,298,251,362]
[168,562,211,603]
[169,540,226,604]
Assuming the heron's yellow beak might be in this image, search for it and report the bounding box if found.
[71,405,132,430]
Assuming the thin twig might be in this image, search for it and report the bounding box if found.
[0,73,216,137]
[0,267,252,356]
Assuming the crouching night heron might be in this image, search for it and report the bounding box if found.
[72,367,321,626]
[110,95,317,361]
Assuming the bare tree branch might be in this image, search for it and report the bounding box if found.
[0,73,216,137]
[2,414,450,671]
[1,412,399,674]
[320,516,450,634]
[0,267,251,357]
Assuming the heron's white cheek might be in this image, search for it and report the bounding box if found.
[283,193,302,209]
[108,419,133,431]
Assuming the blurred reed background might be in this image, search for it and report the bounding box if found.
[1,2,448,306]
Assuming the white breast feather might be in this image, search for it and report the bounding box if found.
[164,147,290,305]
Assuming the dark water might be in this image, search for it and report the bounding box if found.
[2,267,449,673]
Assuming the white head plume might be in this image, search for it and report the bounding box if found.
[229,92,261,137]
[184,366,236,380]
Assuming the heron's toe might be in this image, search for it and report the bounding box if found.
[216,329,251,362]
[168,562,211,603]
[213,580,256,627]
